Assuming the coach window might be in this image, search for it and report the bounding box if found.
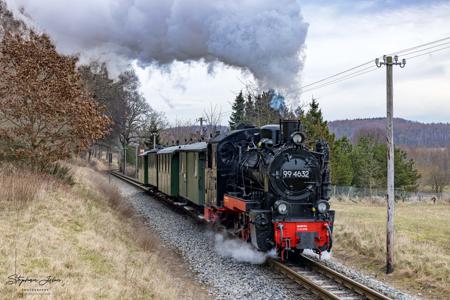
[181,154,184,173]
[194,153,198,177]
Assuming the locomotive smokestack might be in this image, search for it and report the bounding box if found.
[280,120,301,144]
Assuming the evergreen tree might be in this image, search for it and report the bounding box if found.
[302,98,335,149]
[351,136,380,188]
[331,137,354,185]
[252,90,281,127]
[373,144,421,191]
[350,135,420,190]
[243,93,256,124]
[229,91,245,130]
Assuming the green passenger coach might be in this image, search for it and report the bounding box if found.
[156,145,180,197]
[147,148,159,188]
[179,142,207,206]
[138,151,149,185]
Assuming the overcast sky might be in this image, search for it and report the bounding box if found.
[9,0,450,125]
[136,0,450,124]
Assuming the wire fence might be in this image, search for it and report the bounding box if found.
[82,143,145,179]
[330,185,450,203]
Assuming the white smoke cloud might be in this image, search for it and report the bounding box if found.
[214,233,276,264]
[7,0,308,92]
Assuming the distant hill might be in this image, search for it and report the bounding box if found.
[328,118,450,147]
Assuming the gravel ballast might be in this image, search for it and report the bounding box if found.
[113,178,299,300]
[112,176,418,300]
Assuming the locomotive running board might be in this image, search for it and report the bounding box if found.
[223,194,259,212]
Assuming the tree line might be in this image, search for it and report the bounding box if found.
[228,90,421,191]
[78,63,168,151]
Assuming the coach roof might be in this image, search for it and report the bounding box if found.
[156,142,207,154]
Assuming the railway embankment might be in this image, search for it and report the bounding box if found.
[109,172,306,299]
[0,161,209,299]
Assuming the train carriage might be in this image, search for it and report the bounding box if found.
[138,150,150,185]
[178,142,207,206]
[157,146,180,197]
[147,149,159,188]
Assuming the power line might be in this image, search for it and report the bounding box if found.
[297,36,450,94]
[404,45,450,60]
[300,60,373,89]
[390,36,450,55]
[302,67,378,94]
[400,40,450,57]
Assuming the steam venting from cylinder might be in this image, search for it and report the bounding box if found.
[8,0,309,93]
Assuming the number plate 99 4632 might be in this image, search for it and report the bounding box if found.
[282,170,309,178]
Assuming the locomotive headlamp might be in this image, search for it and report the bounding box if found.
[291,132,304,145]
[316,200,330,214]
[275,201,288,215]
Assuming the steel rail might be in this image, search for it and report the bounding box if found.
[110,171,147,189]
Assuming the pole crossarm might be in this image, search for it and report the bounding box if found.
[375,55,406,68]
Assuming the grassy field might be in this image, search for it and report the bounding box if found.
[331,199,450,299]
[0,161,210,299]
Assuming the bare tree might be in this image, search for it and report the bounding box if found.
[203,104,223,139]
[0,1,26,36]
[115,70,152,148]
[79,62,124,145]
[159,119,198,146]
[427,148,450,194]
[140,109,168,149]
[409,145,450,194]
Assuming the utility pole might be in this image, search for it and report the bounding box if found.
[375,55,406,274]
[123,146,127,175]
[135,145,138,179]
[197,117,204,140]
[151,132,158,149]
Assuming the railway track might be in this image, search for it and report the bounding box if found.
[110,170,392,300]
[268,256,391,300]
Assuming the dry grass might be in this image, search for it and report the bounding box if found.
[0,163,210,299]
[0,165,52,211]
[331,199,450,299]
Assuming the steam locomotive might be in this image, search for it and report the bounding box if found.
[138,120,334,260]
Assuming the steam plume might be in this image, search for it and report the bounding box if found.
[7,0,308,92]
[214,234,276,264]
